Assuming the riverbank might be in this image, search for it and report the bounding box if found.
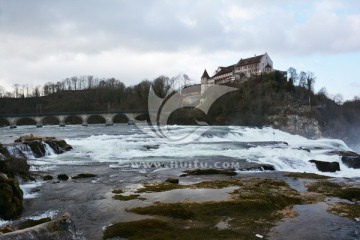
[1,162,358,239]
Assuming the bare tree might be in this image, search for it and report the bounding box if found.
[306,72,316,105]
[0,85,5,98]
[34,86,41,97]
[87,75,94,89]
[13,84,19,98]
[287,67,298,85]
[298,72,307,87]
[71,76,78,90]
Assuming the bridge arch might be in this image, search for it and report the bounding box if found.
[42,116,60,125]
[64,115,83,125]
[87,115,106,124]
[112,113,128,124]
[16,117,37,126]
[0,118,10,127]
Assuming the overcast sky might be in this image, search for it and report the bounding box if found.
[1,0,360,99]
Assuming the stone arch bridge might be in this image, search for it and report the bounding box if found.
[0,110,148,128]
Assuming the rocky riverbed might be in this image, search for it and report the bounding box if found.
[1,135,360,239]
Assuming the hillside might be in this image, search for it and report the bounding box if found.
[0,72,359,146]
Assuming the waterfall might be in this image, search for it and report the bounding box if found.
[44,143,56,156]
[5,144,36,160]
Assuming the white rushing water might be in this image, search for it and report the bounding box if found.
[1,124,360,178]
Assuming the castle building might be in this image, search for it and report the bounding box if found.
[201,53,274,95]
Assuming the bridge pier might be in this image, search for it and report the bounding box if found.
[124,113,142,125]
[34,117,43,128]
[81,115,88,126]
[7,118,17,129]
[103,114,115,126]
[58,116,66,127]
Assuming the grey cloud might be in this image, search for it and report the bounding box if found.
[2,0,360,56]
[1,0,360,92]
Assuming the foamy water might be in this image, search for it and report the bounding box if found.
[1,124,360,178]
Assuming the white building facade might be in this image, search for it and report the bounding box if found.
[201,53,274,95]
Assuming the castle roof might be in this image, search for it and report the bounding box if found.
[212,65,235,78]
[201,69,210,79]
[236,54,265,67]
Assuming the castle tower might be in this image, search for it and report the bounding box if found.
[201,69,210,95]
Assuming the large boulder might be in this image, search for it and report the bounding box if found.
[331,151,360,169]
[14,135,72,157]
[0,173,23,220]
[0,157,30,179]
[0,212,77,240]
[309,160,340,173]
[0,144,30,178]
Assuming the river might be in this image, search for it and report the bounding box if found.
[1,124,359,178]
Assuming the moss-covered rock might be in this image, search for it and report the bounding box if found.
[113,194,145,201]
[165,178,179,184]
[15,217,51,230]
[0,174,23,220]
[285,172,332,179]
[104,178,304,240]
[306,180,360,201]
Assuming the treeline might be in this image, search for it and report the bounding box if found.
[1,76,140,98]
[0,75,174,114]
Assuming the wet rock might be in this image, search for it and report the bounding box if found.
[43,175,54,181]
[309,160,340,173]
[238,164,275,171]
[0,156,30,179]
[0,174,23,220]
[14,217,52,230]
[8,158,30,176]
[299,147,311,152]
[14,135,45,142]
[45,140,73,154]
[26,141,46,158]
[0,225,15,234]
[342,156,360,169]
[165,178,179,184]
[329,151,360,169]
[57,174,69,181]
[14,135,72,157]
[0,212,77,240]
[144,145,160,150]
[72,173,97,179]
[184,169,237,176]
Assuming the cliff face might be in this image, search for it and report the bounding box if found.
[270,114,322,139]
[268,106,322,139]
